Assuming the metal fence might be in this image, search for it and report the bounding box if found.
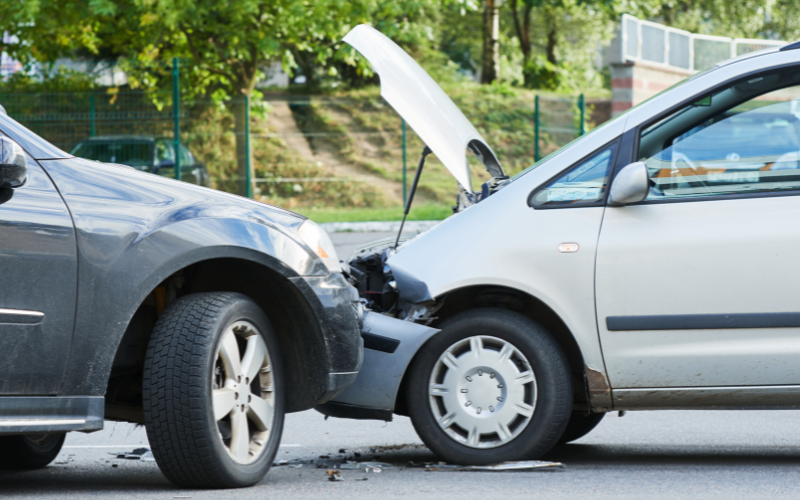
[0,61,590,207]
[620,14,786,72]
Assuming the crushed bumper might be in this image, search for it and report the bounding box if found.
[290,272,364,404]
[316,311,438,420]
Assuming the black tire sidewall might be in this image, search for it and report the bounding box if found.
[143,292,285,488]
[406,308,572,464]
[0,433,66,469]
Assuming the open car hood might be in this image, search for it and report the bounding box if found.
[344,25,503,193]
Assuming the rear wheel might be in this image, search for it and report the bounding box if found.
[406,308,572,464]
[557,412,605,444]
[143,292,284,489]
[0,433,65,469]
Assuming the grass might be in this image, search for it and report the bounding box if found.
[294,203,453,223]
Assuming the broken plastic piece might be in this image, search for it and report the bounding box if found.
[425,460,564,472]
[113,448,155,462]
[339,461,396,470]
[327,470,344,482]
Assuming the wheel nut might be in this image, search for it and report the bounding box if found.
[248,395,252,403]
[497,383,504,388]
[497,397,504,402]
[238,376,242,383]
[478,369,483,376]
[465,401,472,407]
[490,372,496,379]
[461,389,468,393]
[235,393,239,400]
[489,406,495,412]
[466,376,472,382]
[476,407,482,414]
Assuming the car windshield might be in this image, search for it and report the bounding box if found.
[71,141,153,168]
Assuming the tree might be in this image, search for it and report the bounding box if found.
[481,0,500,83]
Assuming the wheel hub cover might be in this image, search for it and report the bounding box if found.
[429,335,537,449]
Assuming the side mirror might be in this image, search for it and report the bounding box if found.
[0,136,28,189]
[608,162,649,206]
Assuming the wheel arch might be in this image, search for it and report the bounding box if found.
[105,254,330,423]
[394,284,592,416]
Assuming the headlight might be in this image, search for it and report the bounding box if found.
[297,220,341,273]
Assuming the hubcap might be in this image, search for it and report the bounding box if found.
[428,335,536,449]
[212,321,275,464]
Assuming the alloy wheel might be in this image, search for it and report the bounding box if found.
[212,320,275,464]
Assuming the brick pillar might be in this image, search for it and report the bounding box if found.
[610,62,694,117]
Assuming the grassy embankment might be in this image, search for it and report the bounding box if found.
[188,83,608,221]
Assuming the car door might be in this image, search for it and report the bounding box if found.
[0,148,78,395]
[596,68,800,398]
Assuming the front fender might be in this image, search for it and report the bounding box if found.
[38,158,325,395]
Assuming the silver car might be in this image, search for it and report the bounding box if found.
[318,27,800,465]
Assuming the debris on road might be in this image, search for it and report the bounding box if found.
[425,460,565,472]
[111,448,155,462]
[327,470,344,482]
[273,458,312,468]
[339,461,395,472]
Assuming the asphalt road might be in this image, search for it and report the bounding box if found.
[3,231,800,499]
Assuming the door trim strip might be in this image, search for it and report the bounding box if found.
[606,312,800,331]
[0,308,44,324]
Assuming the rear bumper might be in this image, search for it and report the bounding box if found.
[290,272,364,404]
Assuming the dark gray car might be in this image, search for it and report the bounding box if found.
[70,135,211,187]
[0,108,363,488]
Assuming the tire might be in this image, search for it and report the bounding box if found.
[557,412,605,444]
[143,292,284,489]
[0,433,66,469]
[406,308,572,465]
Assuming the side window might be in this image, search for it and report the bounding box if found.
[178,144,193,166]
[530,143,617,207]
[639,70,800,200]
[156,141,174,164]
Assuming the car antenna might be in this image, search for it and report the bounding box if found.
[395,145,433,250]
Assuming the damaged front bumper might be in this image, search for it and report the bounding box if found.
[290,272,365,404]
[315,311,438,421]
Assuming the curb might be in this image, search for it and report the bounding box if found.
[320,220,441,233]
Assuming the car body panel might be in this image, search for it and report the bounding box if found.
[344,24,501,191]
[0,156,77,395]
[597,175,800,390]
[321,311,438,414]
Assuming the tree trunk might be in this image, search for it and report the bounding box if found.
[546,25,557,66]
[510,0,534,87]
[481,0,500,84]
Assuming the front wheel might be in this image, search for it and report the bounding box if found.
[0,433,65,469]
[406,308,572,465]
[143,292,284,489]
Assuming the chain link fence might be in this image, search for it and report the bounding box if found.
[0,60,592,209]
